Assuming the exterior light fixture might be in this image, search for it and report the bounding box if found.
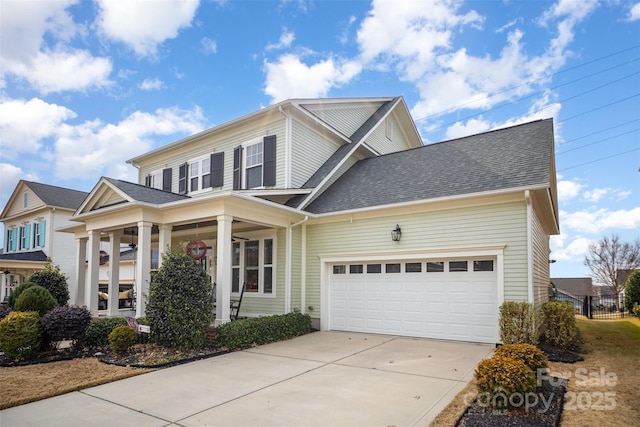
[391,224,402,242]
[129,231,137,250]
[3,270,10,275]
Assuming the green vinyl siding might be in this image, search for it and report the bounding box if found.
[305,104,381,138]
[290,120,342,188]
[137,119,286,193]
[364,115,410,154]
[304,201,529,317]
[532,204,551,312]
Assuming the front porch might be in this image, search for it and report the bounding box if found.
[67,181,306,324]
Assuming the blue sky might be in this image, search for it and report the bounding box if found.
[0,0,638,280]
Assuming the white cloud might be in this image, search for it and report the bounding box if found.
[0,163,39,210]
[201,37,217,54]
[560,207,640,234]
[95,0,200,57]
[0,98,76,157]
[0,0,112,94]
[629,3,640,21]
[557,179,584,200]
[264,54,361,103]
[54,106,206,181]
[139,78,165,91]
[550,234,592,262]
[445,118,491,140]
[267,30,295,51]
[583,188,609,203]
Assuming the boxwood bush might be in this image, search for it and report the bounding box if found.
[14,285,57,316]
[474,355,537,410]
[0,311,43,360]
[145,246,214,349]
[215,312,313,351]
[108,325,138,355]
[42,306,92,349]
[85,317,128,347]
[494,343,548,372]
[499,301,536,344]
[541,300,577,349]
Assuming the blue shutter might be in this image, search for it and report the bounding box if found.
[24,224,31,249]
[39,220,46,247]
[11,229,17,251]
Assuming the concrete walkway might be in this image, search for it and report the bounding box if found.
[0,331,494,427]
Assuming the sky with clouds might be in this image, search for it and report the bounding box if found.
[0,0,638,280]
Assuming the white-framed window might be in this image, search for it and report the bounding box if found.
[33,222,42,248]
[244,140,263,189]
[231,232,275,296]
[149,170,164,190]
[19,226,28,250]
[7,228,15,252]
[23,192,28,208]
[189,156,211,193]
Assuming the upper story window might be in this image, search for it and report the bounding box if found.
[33,221,44,248]
[145,168,172,192]
[6,227,16,252]
[233,135,276,190]
[19,225,30,250]
[178,153,224,195]
[23,192,28,208]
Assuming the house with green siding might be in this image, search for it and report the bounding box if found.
[61,96,559,344]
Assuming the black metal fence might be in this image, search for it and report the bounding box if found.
[556,291,628,319]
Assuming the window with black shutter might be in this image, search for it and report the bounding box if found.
[211,152,224,187]
[178,163,188,194]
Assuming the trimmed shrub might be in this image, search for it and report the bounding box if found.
[85,317,128,347]
[633,303,640,318]
[0,311,43,360]
[27,263,70,306]
[7,282,37,308]
[474,355,537,410]
[14,285,57,316]
[624,270,640,313]
[541,301,577,350]
[215,312,313,351]
[495,343,548,372]
[499,301,536,344]
[108,325,137,355]
[42,306,92,349]
[146,247,214,349]
[0,305,13,321]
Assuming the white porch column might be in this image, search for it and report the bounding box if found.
[107,231,121,316]
[74,237,87,307]
[158,224,173,268]
[135,221,152,317]
[215,215,233,325]
[86,231,101,317]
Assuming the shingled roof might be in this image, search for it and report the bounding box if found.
[305,119,554,214]
[24,181,88,210]
[0,250,48,262]
[104,178,190,204]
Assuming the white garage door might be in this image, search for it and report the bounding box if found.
[330,259,498,343]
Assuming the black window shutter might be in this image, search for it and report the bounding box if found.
[144,174,151,187]
[178,163,188,194]
[263,135,276,187]
[233,146,243,190]
[162,168,172,192]
[211,152,224,187]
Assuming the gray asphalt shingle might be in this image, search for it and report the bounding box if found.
[104,178,190,204]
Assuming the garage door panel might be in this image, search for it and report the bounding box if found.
[330,258,498,343]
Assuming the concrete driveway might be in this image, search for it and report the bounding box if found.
[1,331,493,427]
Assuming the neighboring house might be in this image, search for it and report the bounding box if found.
[0,181,88,302]
[552,277,593,311]
[61,96,559,344]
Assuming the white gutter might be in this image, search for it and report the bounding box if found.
[525,190,534,304]
[285,215,308,313]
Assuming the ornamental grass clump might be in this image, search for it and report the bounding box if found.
[474,355,537,410]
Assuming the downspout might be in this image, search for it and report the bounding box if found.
[286,215,308,313]
[525,190,534,304]
[278,106,292,188]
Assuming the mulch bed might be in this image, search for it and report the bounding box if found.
[538,342,584,363]
[456,378,568,427]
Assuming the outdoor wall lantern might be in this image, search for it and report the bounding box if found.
[3,270,9,275]
[391,224,402,242]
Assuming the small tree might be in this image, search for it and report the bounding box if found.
[28,261,70,306]
[584,235,640,311]
[145,246,214,349]
[624,270,640,313]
